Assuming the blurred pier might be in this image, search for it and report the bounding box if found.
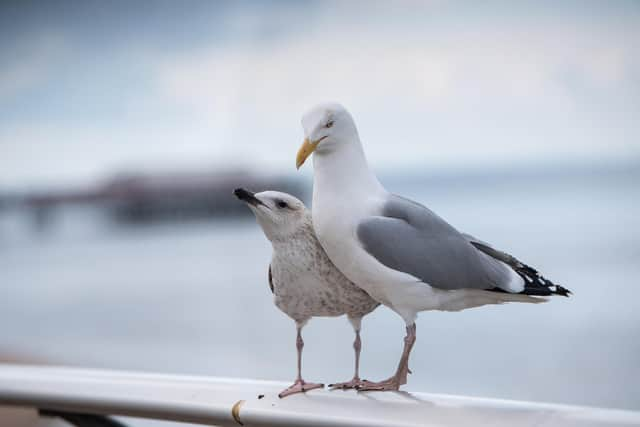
[3,169,306,227]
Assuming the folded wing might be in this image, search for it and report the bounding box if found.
[357,194,568,296]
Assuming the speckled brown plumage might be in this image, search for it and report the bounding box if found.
[269,215,379,325]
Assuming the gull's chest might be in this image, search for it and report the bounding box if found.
[269,243,346,322]
[270,260,323,301]
[312,194,375,259]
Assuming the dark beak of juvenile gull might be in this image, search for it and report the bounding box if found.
[233,188,264,207]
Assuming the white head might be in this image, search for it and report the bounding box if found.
[233,188,309,242]
[296,102,360,169]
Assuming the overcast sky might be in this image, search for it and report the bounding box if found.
[1,0,639,190]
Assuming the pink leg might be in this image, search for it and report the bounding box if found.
[329,330,365,389]
[278,326,324,398]
[357,323,416,391]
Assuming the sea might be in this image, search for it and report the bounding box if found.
[1,165,639,425]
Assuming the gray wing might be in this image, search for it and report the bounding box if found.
[357,194,514,291]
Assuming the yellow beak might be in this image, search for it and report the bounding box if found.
[296,138,320,169]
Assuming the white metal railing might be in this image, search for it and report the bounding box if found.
[0,364,638,427]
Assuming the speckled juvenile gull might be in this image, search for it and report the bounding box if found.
[295,103,571,391]
[233,188,379,398]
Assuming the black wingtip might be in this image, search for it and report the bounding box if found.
[470,241,571,298]
[554,285,572,297]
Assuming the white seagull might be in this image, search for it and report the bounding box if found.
[295,103,571,391]
[234,188,379,397]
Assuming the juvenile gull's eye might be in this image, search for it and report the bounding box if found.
[325,120,334,128]
[276,200,288,209]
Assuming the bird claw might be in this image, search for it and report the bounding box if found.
[278,379,324,398]
[355,377,401,391]
[328,377,365,390]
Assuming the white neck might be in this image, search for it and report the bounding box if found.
[312,135,384,207]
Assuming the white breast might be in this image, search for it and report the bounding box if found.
[312,188,418,309]
[310,142,442,320]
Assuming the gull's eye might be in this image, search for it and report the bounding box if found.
[325,120,334,128]
[276,200,288,209]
